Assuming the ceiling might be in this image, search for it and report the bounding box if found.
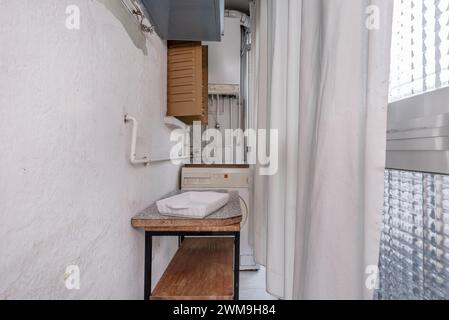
[225,0,250,15]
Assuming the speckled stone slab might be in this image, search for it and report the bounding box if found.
[132,190,242,221]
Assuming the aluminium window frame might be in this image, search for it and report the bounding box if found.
[386,86,449,174]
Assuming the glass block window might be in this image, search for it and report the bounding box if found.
[378,169,449,299]
[389,0,449,102]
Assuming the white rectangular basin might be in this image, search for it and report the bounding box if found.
[156,191,230,219]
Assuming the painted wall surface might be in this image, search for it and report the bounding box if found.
[206,17,241,85]
[0,0,179,299]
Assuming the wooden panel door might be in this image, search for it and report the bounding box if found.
[167,41,203,117]
[167,41,208,125]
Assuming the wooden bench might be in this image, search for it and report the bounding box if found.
[131,190,242,300]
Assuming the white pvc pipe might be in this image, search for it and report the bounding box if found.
[124,115,151,166]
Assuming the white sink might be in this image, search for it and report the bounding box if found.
[156,191,229,219]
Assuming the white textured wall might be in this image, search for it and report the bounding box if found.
[0,0,179,299]
[206,17,241,85]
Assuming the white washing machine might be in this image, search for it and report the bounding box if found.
[181,166,259,271]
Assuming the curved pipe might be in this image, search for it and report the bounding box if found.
[225,10,250,28]
[124,115,151,166]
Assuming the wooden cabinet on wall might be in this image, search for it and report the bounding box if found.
[167,41,208,125]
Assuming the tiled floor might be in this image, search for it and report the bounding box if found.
[239,266,278,300]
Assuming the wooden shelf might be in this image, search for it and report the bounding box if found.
[151,237,234,300]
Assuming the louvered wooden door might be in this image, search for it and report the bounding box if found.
[167,41,208,125]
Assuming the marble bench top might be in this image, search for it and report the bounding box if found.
[131,190,242,231]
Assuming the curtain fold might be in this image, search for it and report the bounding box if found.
[250,0,393,299]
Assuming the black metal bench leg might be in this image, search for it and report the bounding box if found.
[144,232,152,300]
[178,235,185,247]
[234,232,240,300]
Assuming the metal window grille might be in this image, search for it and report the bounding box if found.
[389,0,449,102]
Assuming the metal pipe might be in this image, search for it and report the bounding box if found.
[229,96,233,130]
[235,96,238,129]
[215,94,221,129]
[225,10,250,28]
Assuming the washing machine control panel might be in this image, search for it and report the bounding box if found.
[181,168,252,188]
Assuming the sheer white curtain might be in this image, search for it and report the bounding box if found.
[249,0,394,299]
